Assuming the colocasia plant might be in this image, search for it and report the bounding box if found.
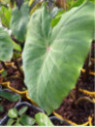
[7,106,36,126]
[0,0,94,115]
[22,1,94,114]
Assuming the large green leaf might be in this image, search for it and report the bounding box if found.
[0,27,13,61]
[22,1,94,114]
[10,2,29,42]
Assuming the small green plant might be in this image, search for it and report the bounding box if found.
[7,106,36,126]
[7,107,53,126]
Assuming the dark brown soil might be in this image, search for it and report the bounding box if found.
[7,66,17,77]
[56,89,94,125]
[8,78,26,91]
[51,118,70,126]
[27,107,39,118]
[0,59,26,91]
[0,98,17,118]
[90,60,94,72]
[77,74,94,91]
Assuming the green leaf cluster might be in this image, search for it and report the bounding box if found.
[7,107,53,126]
[7,106,35,126]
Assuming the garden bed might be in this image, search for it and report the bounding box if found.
[0,102,44,126]
[0,43,94,125]
[0,0,95,126]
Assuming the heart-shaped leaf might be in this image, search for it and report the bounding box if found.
[10,2,29,42]
[22,1,94,114]
[0,27,13,61]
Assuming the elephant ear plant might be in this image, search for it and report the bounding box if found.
[0,27,13,61]
[10,2,29,42]
[22,1,94,114]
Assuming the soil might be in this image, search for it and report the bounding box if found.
[90,60,94,72]
[0,95,18,119]
[0,58,26,91]
[56,89,94,125]
[8,78,26,91]
[51,117,70,126]
[27,107,40,118]
[77,74,94,91]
